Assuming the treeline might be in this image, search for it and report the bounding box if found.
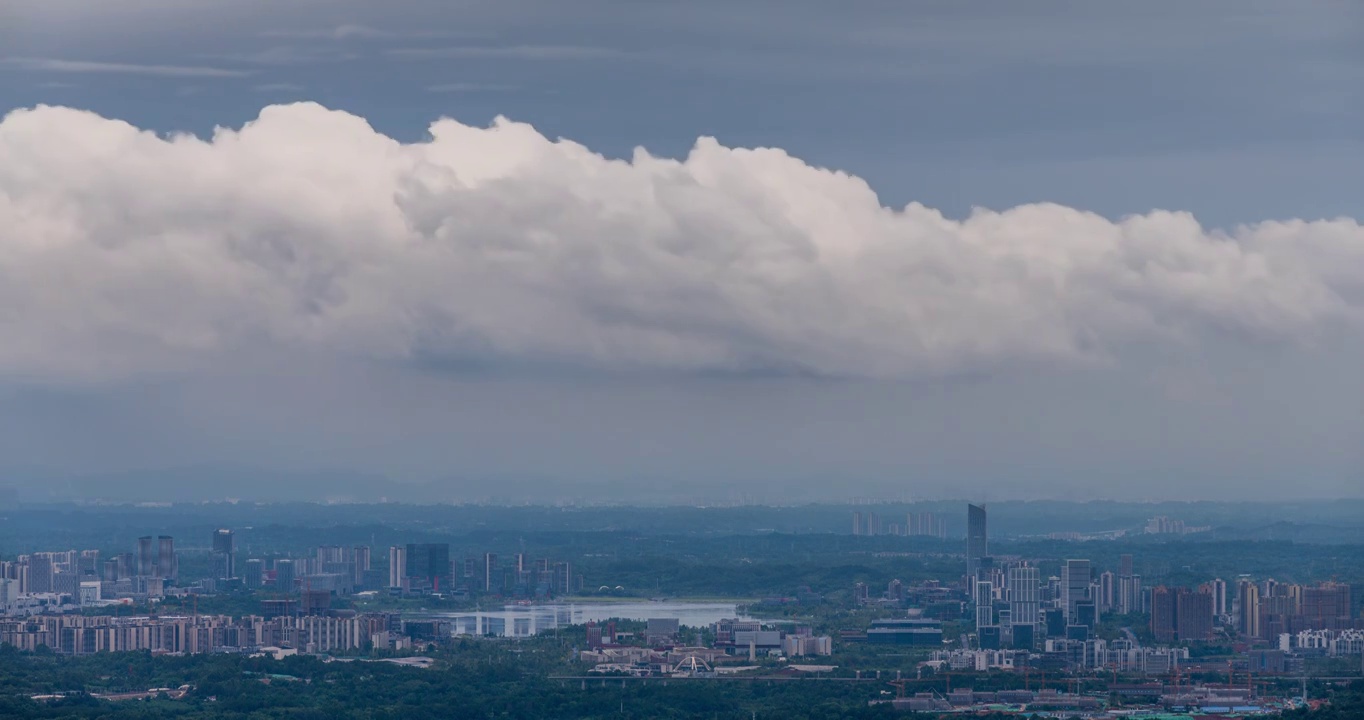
[0,644,900,720]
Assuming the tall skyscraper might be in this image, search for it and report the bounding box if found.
[352,546,371,585]
[1119,554,1134,579]
[136,536,156,577]
[244,559,263,589]
[1151,586,1177,642]
[27,554,54,594]
[405,543,451,593]
[1098,571,1116,613]
[1060,559,1092,623]
[852,511,863,536]
[1153,586,1213,642]
[1238,581,1261,639]
[212,529,235,580]
[1176,590,1213,642]
[157,536,177,581]
[974,580,994,632]
[966,504,988,580]
[274,559,296,594]
[388,546,407,589]
[1211,578,1227,619]
[1008,565,1041,629]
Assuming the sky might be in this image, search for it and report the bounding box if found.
[0,1,1361,502]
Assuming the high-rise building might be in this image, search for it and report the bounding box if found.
[211,529,235,580]
[405,543,451,593]
[1176,590,1213,642]
[483,553,498,593]
[352,546,371,585]
[974,580,994,631]
[388,546,407,589]
[1151,586,1177,642]
[852,511,863,536]
[1119,554,1134,579]
[1098,571,1116,613]
[1153,586,1214,642]
[244,559,263,589]
[1008,565,1040,629]
[966,504,988,580]
[274,559,296,594]
[1060,559,1092,624]
[136,536,156,577]
[1238,581,1261,639]
[27,554,54,594]
[157,536,177,582]
[1301,582,1352,629]
[1211,578,1227,619]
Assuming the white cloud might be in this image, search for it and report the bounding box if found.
[0,102,1360,383]
[389,45,623,60]
[4,57,249,78]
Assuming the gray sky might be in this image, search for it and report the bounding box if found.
[0,0,1361,501]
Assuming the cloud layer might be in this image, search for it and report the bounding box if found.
[0,102,1361,383]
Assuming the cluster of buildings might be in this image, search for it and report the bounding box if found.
[0,611,411,655]
[847,503,1361,685]
[579,617,832,676]
[1,529,583,618]
[851,510,948,538]
[1144,516,1211,535]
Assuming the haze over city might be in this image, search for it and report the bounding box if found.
[2,1,1362,503]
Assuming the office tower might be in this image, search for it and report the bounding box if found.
[352,546,371,584]
[1151,586,1177,642]
[27,554,54,594]
[1099,571,1116,613]
[974,580,994,631]
[482,553,498,593]
[78,550,100,578]
[1119,554,1133,579]
[1238,581,1261,639]
[388,546,407,589]
[1060,559,1092,623]
[405,543,451,593]
[1211,578,1227,618]
[852,511,863,536]
[1008,565,1041,629]
[867,512,881,536]
[275,559,296,594]
[157,536,177,581]
[1176,590,1213,642]
[136,536,156,577]
[212,529,235,580]
[966,504,987,580]
[245,559,263,589]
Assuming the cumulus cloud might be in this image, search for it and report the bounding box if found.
[0,102,1360,383]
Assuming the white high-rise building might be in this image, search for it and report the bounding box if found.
[974,580,994,631]
[1008,566,1041,628]
[1061,559,1092,624]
